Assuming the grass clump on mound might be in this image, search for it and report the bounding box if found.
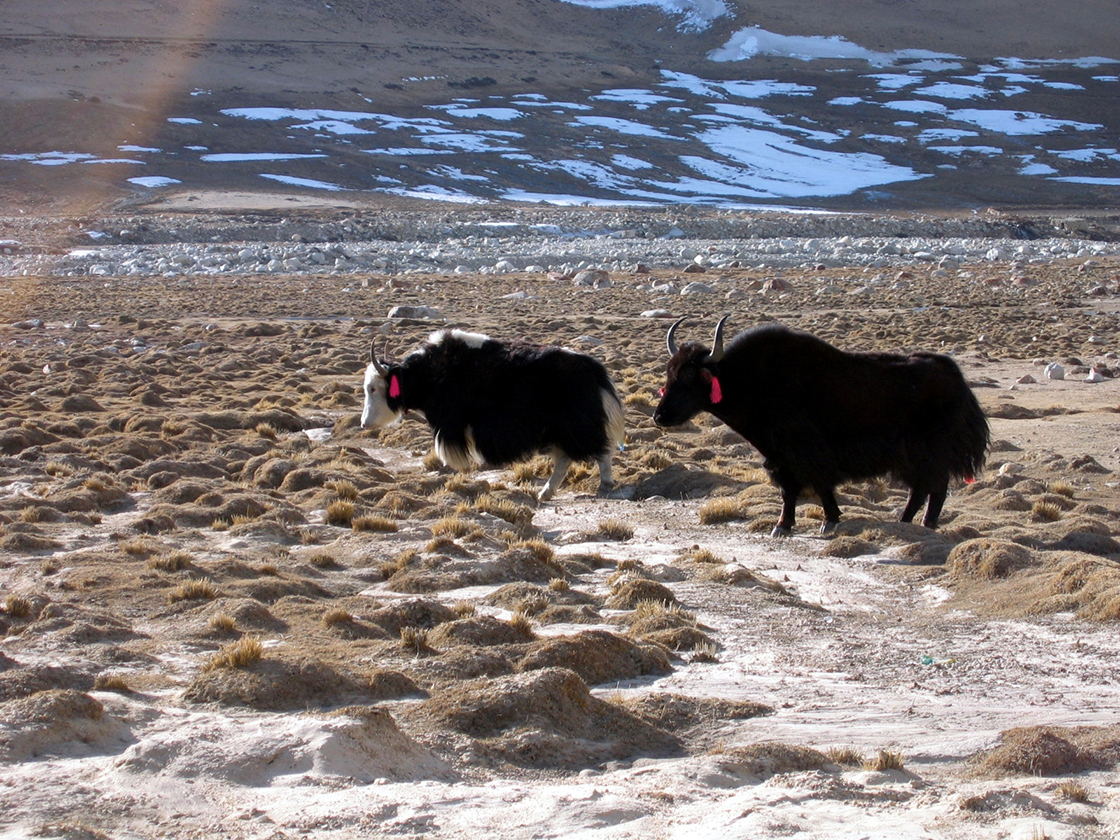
[713,742,834,779]
[972,725,1120,776]
[421,667,681,769]
[946,539,1037,580]
[203,635,264,671]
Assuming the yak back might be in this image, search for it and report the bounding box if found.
[399,332,618,465]
[714,323,987,481]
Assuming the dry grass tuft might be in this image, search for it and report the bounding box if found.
[1031,500,1063,522]
[326,500,356,526]
[168,578,218,603]
[203,635,264,671]
[508,611,536,637]
[690,642,719,663]
[148,551,192,572]
[511,537,555,562]
[400,626,433,654]
[682,547,725,564]
[1049,480,1076,498]
[548,577,570,592]
[1057,780,1090,802]
[863,749,905,771]
[94,674,132,693]
[431,516,478,538]
[327,479,360,500]
[472,495,533,527]
[322,607,353,627]
[352,514,398,533]
[209,613,237,633]
[255,422,279,440]
[453,600,477,618]
[422,451,446,472]
[597,518,634,541]
[307,552,338,568]
[161,419,186,438]
[825,746,864,767]
[3,595,33,618]
[698,497,745,525]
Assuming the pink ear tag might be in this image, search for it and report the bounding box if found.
[710,376,723,404]
[389,375,401,398]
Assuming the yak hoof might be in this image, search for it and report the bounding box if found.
[770,525,792,538]
[820,520,839,536]
[537,487,554,503]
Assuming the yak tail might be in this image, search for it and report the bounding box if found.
[602,386,625,451]
[953,388,990,482]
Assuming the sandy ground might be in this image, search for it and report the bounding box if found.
[2,228,1120,838]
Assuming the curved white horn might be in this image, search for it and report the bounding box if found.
[666,317,687,357]
[708,316,729,363]
[369,339,388,376]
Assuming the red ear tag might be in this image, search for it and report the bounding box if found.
[389,375,401,399]
[710,376,723,404]
[964,474,975,485]
[658,387,665,397]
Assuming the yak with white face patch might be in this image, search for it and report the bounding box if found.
[362,329,624,500]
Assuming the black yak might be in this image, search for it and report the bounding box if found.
[653,317,989,536]
[361,329,624,501]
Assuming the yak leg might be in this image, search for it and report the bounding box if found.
[816,486,843,535]
[772,480,802,538]
[900,485,929,524]
[922,481,949,529]
[538,452,572,502]
[596,451,617,496]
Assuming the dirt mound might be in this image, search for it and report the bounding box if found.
[517,630,672,686]
[624,693,772,732]
[974,725,1120,776]
[421,667,680,769]
[714,743,836,780]
[182,655,367,710]
[630,464,746,500]
[0,689,119,761]
[946,539,1039,580]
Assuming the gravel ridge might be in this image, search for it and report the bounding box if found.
[3,208,1119,279]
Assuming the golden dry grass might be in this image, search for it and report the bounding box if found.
[203,635,264,671]
[168,578,218,603]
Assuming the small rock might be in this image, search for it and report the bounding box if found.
[1045,363,1065,381]
[388,305,442,320]
[573,269,610,288]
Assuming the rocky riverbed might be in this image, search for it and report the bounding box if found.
[3,207,1120,281]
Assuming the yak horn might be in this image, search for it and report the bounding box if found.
[708,316,729,363]
[666,317,687,357]
[369,339,389,376]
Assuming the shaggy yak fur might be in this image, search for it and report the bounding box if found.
[654,318,989,536]
[362,329,624,500]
